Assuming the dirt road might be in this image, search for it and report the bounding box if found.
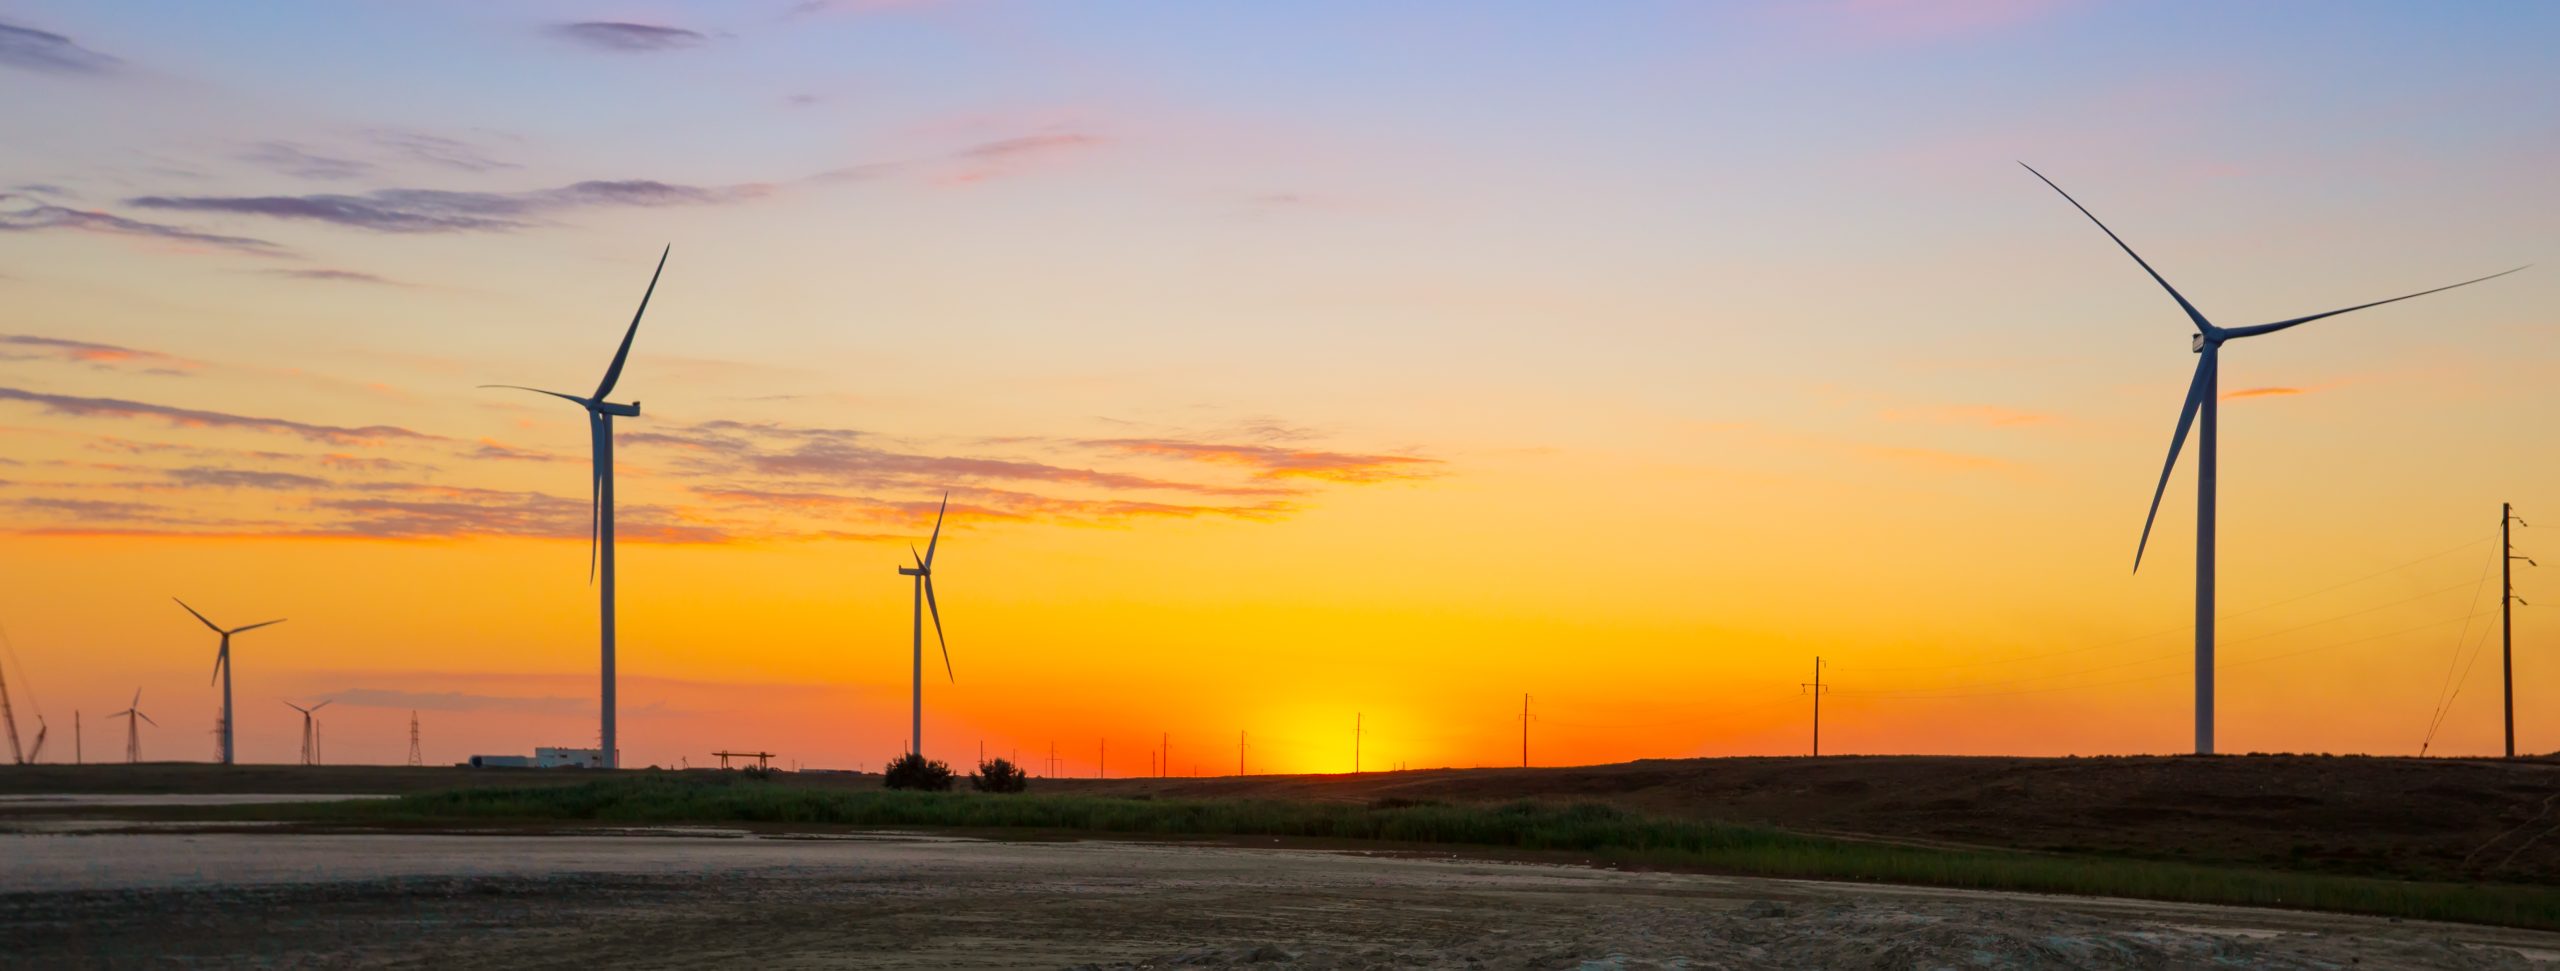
[3,828,2554,969]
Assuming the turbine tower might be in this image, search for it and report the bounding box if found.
[110,689,154,763]
[176,599,284,766]
[283,700,331,766]
[2025,163,2522,755]
[484,245,668,770]
[895,494,954,757]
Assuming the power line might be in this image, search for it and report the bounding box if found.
[2421,540,2502,755]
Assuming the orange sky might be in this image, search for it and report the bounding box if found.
[1,1,2555,770]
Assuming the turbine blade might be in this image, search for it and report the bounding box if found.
[209,644,227,686]
[230,619,286,634]
[136,712,156,727]
[925,576,952,683]
[592,245,668,401]
[174,598,221,633]
[312,700,331,712]
[2136,353,2213,573]
[480,385,598,409]
[283,700,304,713]
[2021,163,2215,334]
[2218,266,2528,340]
[909,543,925,570]
[588,416,607,584]
[923,492,948,568]
[130,688,141,709]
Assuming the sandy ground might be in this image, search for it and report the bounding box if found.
[0,793,390,808]
[3,829,2556,970]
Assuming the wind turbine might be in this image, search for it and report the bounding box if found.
[176,599,284,766]
[2024,163,2523,755]
[283,700,330,766]
[110,689,155,763]
[483,245,668,770]
[895,494,954,757]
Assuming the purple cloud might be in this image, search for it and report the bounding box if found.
[0,386,444,445]
[128,179,768,234]
[549,22,709,52]
[0,202,286,255]
[0,20,117,75]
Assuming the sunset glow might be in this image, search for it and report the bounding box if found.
[1,1,2553,771]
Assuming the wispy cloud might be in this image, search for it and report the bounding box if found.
[318,687,593,716]
[942,133,1105,184]
[0,386,444,445]
[2224,386,2305,400]
[262,268,401,286]
[548,21,709,52]
[1084,439,1441,483]
[240,142,372,181]
[0,201,286,255]
[0,20,119,75]
[363,129,518,173]
[634,421,1294,496]
[164,466,332,491]
[128,179,770,233]
[0,334,200,375]
[468,438,573,463]
[6,497,177,522]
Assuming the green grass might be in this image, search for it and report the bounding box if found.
[248,776,2560,931]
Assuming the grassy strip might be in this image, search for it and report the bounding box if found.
[254,776,2560,931]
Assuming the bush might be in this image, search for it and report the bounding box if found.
[973,757,1028,793]
[884,753,955,791]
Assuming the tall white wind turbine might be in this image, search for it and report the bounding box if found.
[896,495,954,757]
[2025,163,2523,755]
[110,688,154,763]
[176,599,284,766]
[484,246,668,770]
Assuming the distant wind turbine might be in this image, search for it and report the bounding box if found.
[110,689,155,763]
[483,245,668,770]
[896,494,954,757]
[283,700,331,766]
[177,599,284,766]
[2024,163,2523,755]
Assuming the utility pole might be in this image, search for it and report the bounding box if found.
[1048,741,1058,779]
[73,711,80,765]
[2508,504,2535,758]
[1801,657,1830,757]
[1520,693,1532,768]
[1239,730,1246,776]
[408,711,422,766]
[1354,713,1363,774]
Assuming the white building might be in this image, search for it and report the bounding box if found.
[536,747,608,768]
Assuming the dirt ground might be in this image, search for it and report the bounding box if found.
[11,754,2559,885]
[3,827,2556,970]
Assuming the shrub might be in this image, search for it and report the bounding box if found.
[973,757,1028,793]
[884,753,956,791]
